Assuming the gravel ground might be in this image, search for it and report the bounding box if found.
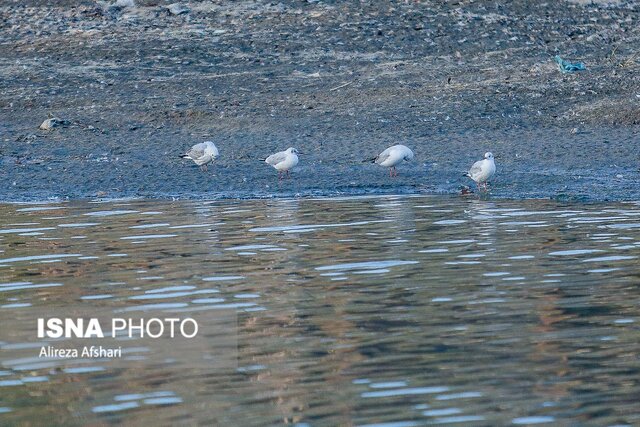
[1,0,639,201]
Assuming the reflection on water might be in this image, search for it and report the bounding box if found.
[1,195,640,426]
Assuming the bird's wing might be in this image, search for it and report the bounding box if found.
[185,143,207,159]
[375,147,393,165]
[265,151,287,165]
[468,160,484,177]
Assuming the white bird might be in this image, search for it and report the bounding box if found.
[180,141,219,171]
[265,147,299,179]
[369,144,414,177]
[465,152,496,191]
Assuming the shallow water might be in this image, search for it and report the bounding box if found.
[1,195,639,426]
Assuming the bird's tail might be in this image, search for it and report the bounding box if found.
[462,172,471,178]
[179,154,191,159]
[362,157,377,163]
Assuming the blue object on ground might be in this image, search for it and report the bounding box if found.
[554,55,586,73]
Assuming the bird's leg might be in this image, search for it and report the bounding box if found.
[389,167,393,178]
[287,170,290,179]
[278,171,283,180]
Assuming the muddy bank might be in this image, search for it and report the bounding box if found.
[1,0,639,201]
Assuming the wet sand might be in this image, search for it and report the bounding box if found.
[1,0,639,201]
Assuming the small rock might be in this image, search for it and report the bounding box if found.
[39,117,67,131]
[115,0,135,7]
[167,3,190,15]
[460,186,473,196]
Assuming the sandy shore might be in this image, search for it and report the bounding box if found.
[1,0,639,201]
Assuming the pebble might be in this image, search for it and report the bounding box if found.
[167,3,190,15]
[114,0,135,7]
[39,117,66,131]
